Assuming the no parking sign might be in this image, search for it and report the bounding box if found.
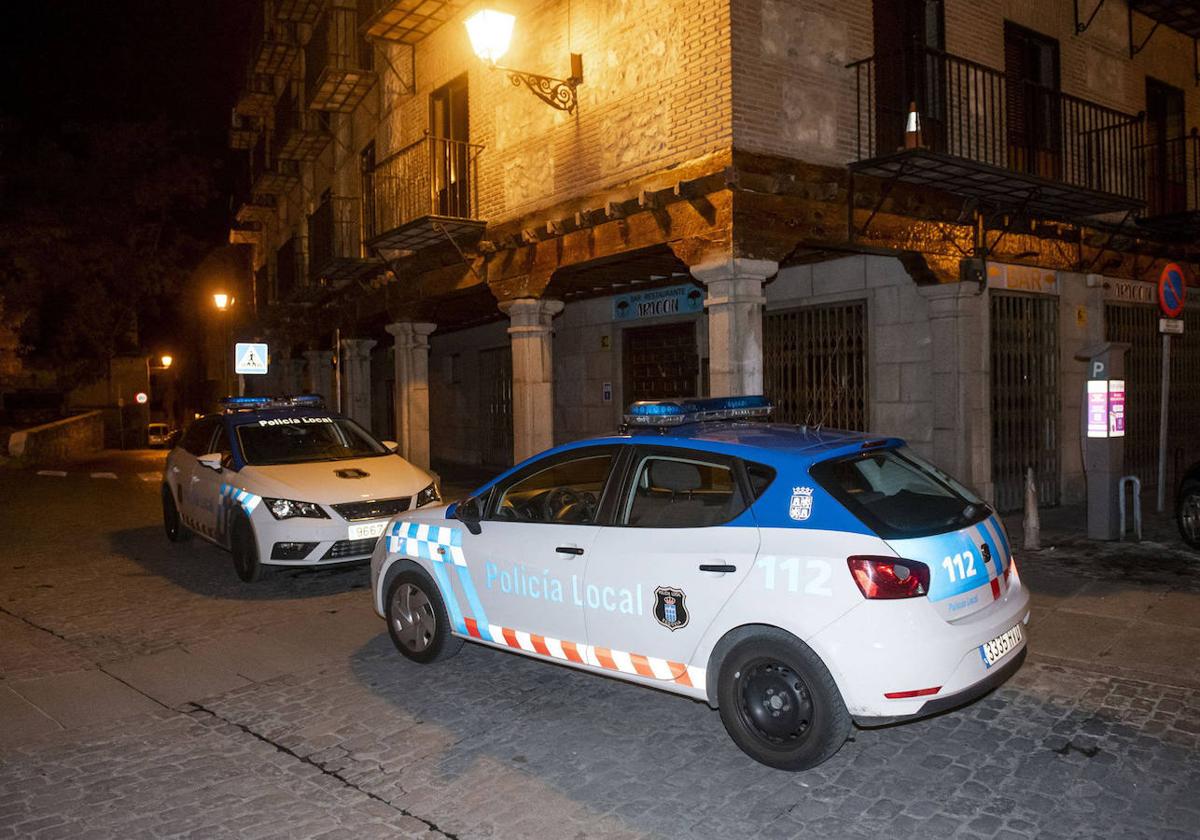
[1158,263,1186,319]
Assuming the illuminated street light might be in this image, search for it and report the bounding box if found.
[465,10,514,63]
[160,354,173,369]
[213,292,230,310]
[465,9,582,113]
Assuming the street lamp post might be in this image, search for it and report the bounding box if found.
[213,293,232,398]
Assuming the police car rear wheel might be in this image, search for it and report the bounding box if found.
[162,486,191,543]
[717,633,850,771]
[386,571,463,664]
[231,518,262,583]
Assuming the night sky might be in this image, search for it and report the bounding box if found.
[3,0,253,148]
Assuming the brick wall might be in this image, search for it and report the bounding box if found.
[733,0,1199,168]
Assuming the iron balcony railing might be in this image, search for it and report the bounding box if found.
[1140,130,1199,218]
[307,196,364,279]
[235,72,276,119]
[371,134,482,236]
[306,1,375,112]
[272,86,329,162]
[849,47,1146,205]
[250,130,300,195]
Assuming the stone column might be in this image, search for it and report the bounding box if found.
[691,257,776,397]
[303,350,334,407]
[339,339,377,429]
[920,282,992,502]
[386,321,437,469]
[500,298,564,463]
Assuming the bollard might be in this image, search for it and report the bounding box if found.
[1023,466,1041,551]
[1118,475,1142,542]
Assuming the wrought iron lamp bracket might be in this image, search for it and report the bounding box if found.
[493,54,583,114]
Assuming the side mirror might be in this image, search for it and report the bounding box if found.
[380,440,399,453]
[197,452,223,472]
[455,496,483,535]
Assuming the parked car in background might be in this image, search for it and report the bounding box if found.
[147,422,172,448]
[162,396,440,582]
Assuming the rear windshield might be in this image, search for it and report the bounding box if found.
[810,447,986,539]
[235,417,388,466]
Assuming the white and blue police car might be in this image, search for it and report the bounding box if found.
[163,396,440,582]
[370,396,1029,770]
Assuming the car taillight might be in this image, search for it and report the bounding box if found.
[847,556,930,599]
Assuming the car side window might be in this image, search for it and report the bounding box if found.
[490,451,615,524]
[211,424,233,466]
[179,418,217,456]
[622,455,747,528]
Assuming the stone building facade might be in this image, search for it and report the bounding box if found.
[229,0,1200,511]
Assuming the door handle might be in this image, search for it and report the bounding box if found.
[699,563,736,573]
[556,546,585,555]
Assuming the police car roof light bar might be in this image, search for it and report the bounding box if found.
[220,395,326,412]
[623,395,773,428]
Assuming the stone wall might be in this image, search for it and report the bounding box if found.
[7,411,104,465]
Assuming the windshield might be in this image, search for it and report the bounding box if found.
[810,446,986,539]
[235,417,388,466]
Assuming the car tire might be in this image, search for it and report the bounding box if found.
[385,570,464,664]
[231,516,263,583]
[162,485,192,543]
[1177,480,1200,549]
[716,629,851,771]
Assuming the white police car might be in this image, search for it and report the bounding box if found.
[163,396,440,582]
[370,396,1029,770]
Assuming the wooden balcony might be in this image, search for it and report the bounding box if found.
[235,73,276,119]
[357,0,470,44]
[272,87,330,162]
[370,135,484,253]
[307,2,376,113]
[229,111,258,150]
[848,48,1146,221]
[253,23,300,77]
[307,195,384,284]
[275,0,322,24]
[250,132,300,195]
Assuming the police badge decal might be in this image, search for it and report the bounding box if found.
[789,486,814,521]
[653,586,689,631]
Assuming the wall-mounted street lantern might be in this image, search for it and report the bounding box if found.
[465,9,583,114]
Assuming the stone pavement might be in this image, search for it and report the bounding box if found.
[1,452,1199,838]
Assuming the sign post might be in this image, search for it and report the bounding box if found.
[1157,263,1186,513]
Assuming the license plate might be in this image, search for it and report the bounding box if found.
[979,624,1023,668]
[347,520,388,541]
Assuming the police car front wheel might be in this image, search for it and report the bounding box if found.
[231,518,263,583]
[716,631,851,771]
[385,571,464,664]
[162,486,191,543]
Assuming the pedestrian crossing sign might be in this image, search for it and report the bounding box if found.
[235,342,269,375]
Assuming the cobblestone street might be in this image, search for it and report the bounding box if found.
[2,452,1199,839]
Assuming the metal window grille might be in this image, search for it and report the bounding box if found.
[1105,304,1200,494]
[763,301,868,430]
[990,293,1060,512]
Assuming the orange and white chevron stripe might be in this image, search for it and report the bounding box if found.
[466,617,706,689]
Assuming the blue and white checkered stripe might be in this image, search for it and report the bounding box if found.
[220,484,261,515]
[387,521,465,564]
[386,521,492,642]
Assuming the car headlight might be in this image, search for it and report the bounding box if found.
[263,498,329,520]
[414,483,441,508]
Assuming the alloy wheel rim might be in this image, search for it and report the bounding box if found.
[737,660,814,746]
[391,583,435,652]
